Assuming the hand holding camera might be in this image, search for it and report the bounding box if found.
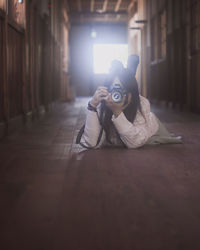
[90,81,129,116]
[90,86,109,108]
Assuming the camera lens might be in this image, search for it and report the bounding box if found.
[111,91,123,103]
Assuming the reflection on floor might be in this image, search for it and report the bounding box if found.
[0,97,200,250]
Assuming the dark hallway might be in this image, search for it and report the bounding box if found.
[1,1,200,250]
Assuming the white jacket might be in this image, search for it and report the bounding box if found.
[81,96,159,149]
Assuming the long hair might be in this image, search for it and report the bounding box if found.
[100,69,142,145]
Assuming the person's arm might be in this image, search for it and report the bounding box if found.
[81,109,105,148]
[81,86,108,148]
[111,97,159,149]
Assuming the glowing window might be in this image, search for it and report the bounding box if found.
[93,44,128,74]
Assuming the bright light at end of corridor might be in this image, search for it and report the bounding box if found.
[91,31,97,38]
[93,44,128,74]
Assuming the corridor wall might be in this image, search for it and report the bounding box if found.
[128,0,200,113]
[0,0,70,138]
[190,0,200,111]
[7,26,23,119]
[0,17,4,123]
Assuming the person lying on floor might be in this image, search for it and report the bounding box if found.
[77,61,182,149]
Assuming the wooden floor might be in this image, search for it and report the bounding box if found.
[0,97,200,250]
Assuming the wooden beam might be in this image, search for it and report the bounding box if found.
[77,0,82,12]
[115,0,122,12]
[3,8,9,125]
[102,0,108,12]
[90,0,95,12]
[22,0,28,115]
[128,0,135,11]
[71,10,127,15]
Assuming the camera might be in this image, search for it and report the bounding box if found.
[109,83,127,103]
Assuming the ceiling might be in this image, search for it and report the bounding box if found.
[67,0,137,24]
